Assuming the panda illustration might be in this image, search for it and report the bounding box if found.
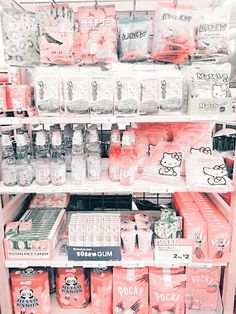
[61,276,82,294]
[17,289,39,308]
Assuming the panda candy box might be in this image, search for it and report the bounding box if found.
[10,268,50,314]
[56,267,90,308]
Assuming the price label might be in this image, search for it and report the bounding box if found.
[91,116,117,124]
[121,261,145,268]
[150,186,168,194]
[70,186,95,193]
[53,261,74,268]
[6,261,28,268]
[155,245,192,267]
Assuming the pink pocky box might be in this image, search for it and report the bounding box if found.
[11,268,50,314]
[91,268,113,314]
[185,267,221,310]
[74,5,118,64]
[149,267,186,314]
[113,267,149,314]
[56,267,90,308]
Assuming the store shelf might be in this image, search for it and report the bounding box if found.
[0,170,233,194]
[51,294,92,314]
[1,114,236,125]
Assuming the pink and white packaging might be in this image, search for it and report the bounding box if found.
[186,267,221,310]
[149,267,186,314]
[113,267,149,314]
[91,268,112,314]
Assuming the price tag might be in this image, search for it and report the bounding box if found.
[91,116,117,124]
[6,261,28,268]
[121,261,145,268]
[155,245,192,266]
[70,186,95,193]
[53,261,74,268]
[83,261,97,268]
[150,186,168,194]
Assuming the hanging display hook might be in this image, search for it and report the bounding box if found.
[173,0,178,8]
[11,0,25,11]
[133,0,136,19]
[94,0,98,10]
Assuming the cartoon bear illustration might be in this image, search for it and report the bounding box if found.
[159,152,182,177]
[203,164,228,185]
[212,83,228,98]
[17,289,39,308]
[61,276,82,294]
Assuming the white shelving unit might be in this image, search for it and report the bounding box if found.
[1,1,236,314]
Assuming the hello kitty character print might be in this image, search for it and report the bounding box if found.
[203,164,228,185]
[17,289,39,309]
[61,276,82,294]
[190,147,212,155]
[159,152,182,177]
[212,83,228,98]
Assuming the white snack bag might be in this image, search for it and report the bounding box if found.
[196,6,231,56]
[35,66,60,116]
[157,65,183,114]
[60,67,90,115]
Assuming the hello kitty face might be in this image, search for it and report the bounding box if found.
[212,83,228,98]
[203,165,228,178]
[160,152,182,169]
[65,276,78,286]
[190,147,212,155]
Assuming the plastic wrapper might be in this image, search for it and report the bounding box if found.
[74,5,118,64]
[1,9,39,66]
[157,66,183,114]
[37,4,74,64]
[35,66,60,116]
[118,16,151,62]
[186,152,231,192]
[59,67,90,115]
[196,6,231,57]
[152,2,195,64]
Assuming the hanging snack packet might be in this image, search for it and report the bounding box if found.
[35,66,60,116]
[196,6,231,57]
[188,63,232,115]
[1,9,39,66]
[118,16,152,62]
[36,4,74,64]
[75,5,118,64]
[157,65,183,113]
[152,2,195,64]
[89,71,114,115]
[59,67,90,115]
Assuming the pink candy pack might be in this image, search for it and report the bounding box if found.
[113,267,149,314]
[149,267,186,314]
[11,268,50,314]
[37,4,74,65]
[74,5,118,64]
[152,2,195,64]
[91,268,112,314]
[56,267,90,308]
[186,267,221,310]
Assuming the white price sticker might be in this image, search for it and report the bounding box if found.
[150,186,168,194]
[121,261,145,268]
[6,261,28,268]
[155,245,192,267]
[91,116,117,124]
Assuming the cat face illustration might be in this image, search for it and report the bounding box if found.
[65,276,78,286]
[203,165,227,178]
[160,152,182,168]
[190,147,212,155]
[212,84,228,98]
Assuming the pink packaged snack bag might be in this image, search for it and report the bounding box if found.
[149,267,186,314]
[186,267,221,310]
[56,267,90,308]
[113,267,149,314]
[37,4,74,64]
[152,2,195,64]
[91,268,112,314]
[11,268,50,314]
[74,6,118,64]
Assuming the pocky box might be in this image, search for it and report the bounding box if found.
[11,268,50,314]
[56,267,90,308]
[185,267,221,310]
[113,267,149,314]
[149,267,186,314]
[91,268,113,314]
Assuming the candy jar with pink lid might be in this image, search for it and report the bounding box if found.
[1,130,17,186]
